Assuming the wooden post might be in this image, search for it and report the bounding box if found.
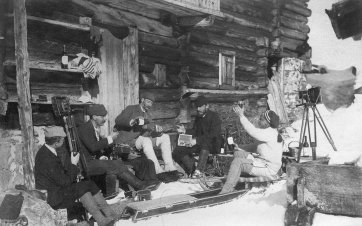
[14,0,35,189]
[0,0,7,104]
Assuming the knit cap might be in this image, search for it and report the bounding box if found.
[264,110,280,128]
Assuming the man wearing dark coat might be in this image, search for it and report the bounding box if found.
[77,104,159,195]
[34,126,116,226]
[173,96,222,177]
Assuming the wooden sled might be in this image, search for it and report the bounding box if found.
[123,188,248,222]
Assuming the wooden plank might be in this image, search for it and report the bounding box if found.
[6,14,90,31]
[182,87,268,96]
[14,0,35,189]
[3,59,83,73]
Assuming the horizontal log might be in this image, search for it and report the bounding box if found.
[222,12,273,32]
[273,26,308,41]
[227,0,275,8]
[283,2,312,17]
[272,9,308,23]
[190,30,256,52]
[140,88,180,102]
[189,77,268,90]
[153,119,179,132]
[91,0,162,20]
[277,16,310,33]
[290,0,308,10]
[183,86,269,96]
[139,42,181,61]
[138,31,180,48]
[212,19,271,39]
[187,63,267,81]
[256,57,268,67]
[280,36,305,51]
[139,55,182,69]
[71,0,173,37]
[188,43,258,62]
[256,48,268,57]
[221,0,274,22]
[280,49,299,58]
[222,9,274,29]
[187,51,259,72]
[151,101,180,119]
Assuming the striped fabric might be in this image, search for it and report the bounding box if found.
[80,57,102,79]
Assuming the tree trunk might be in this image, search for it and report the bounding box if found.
[14,0,35,189]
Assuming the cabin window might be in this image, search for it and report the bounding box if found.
[219,51,235,86]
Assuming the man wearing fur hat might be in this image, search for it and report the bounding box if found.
[114,92,179,181]
[172,96,222,178]
[77,104,159,195]
[220,105,283,194]
[34,126,116,226]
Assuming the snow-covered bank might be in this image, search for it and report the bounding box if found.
[113,180,362,226]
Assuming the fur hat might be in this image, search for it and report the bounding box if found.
[195,96,208,107]
[44,126,66,138]
[264,110,280,128]
[88,104,107,116]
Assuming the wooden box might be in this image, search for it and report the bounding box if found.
[286,158,362,217]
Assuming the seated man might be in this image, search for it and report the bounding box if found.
[220,106,283,194]
[77,104,159,195]
[114,92,179,180]
[173,96,222,177]
[34,126,116,226]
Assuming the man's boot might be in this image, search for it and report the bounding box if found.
[119,170,145,190]
[180,155,196,176]
[197,149,210,172]
[79,192,114,226]
[105,174,118,197]
[93,192,118,220]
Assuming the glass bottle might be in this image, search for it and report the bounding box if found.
[61,45,68,69]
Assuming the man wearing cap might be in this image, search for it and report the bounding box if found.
[34,126,116,226]
[172,96,222,177]
[220,106,283,194]
[77,104,159,195]
[114,92,179,181]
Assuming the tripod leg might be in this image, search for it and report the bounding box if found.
[311,112,317,160]
[297,107,308,163]
[312,107,338,152]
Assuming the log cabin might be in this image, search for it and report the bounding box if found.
[0,0,313,191]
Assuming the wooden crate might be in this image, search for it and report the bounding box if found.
[286,158,362,217]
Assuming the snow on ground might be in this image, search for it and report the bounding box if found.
[113,180,362,226]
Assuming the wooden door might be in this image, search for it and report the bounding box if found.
[99,27,139,133]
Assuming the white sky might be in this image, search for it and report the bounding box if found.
[308,0,362,74]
